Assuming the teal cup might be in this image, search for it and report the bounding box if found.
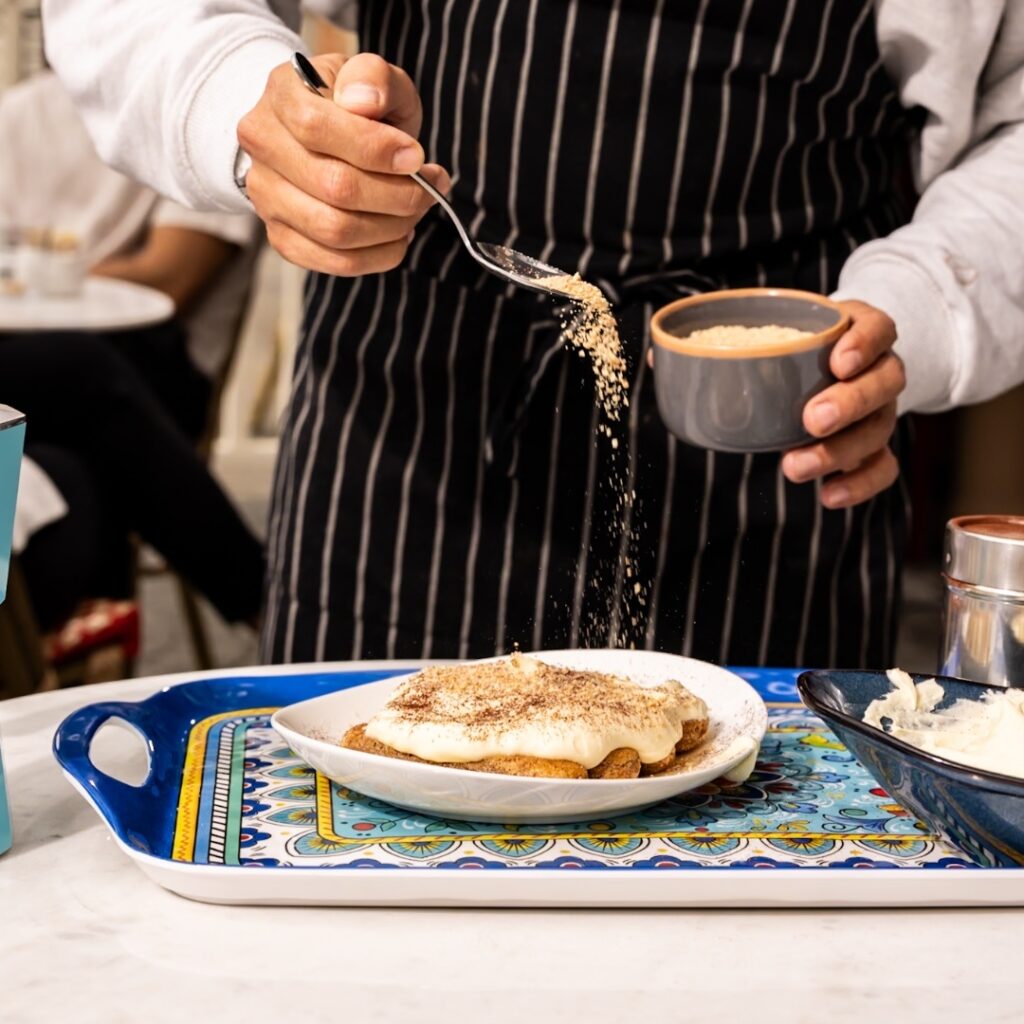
[0,404,27,855]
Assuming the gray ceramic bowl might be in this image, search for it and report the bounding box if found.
[650,288,849,452]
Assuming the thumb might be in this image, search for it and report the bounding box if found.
[333,52,424,145]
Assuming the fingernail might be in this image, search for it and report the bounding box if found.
[823,484,851,508]
[785,451,821,481]
[809,400,839,434]
[406,229,416,243]
[835,349,863,378]
[339,83,382,107]
[392,145,422,172]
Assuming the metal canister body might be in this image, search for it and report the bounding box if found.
[941,515,1024,687]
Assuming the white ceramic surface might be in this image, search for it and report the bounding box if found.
[0,276,174,332]
[271,650,767,823]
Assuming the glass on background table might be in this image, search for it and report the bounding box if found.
[2,664,1024,1023]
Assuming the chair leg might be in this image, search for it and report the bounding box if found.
[177,577,215,670]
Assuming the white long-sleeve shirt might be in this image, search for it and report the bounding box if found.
[41,0,1024,415]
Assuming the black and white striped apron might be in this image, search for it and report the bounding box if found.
[263,0,914,667]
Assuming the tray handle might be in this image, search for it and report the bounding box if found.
[53,700,165,853]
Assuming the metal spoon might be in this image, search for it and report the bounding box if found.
[291,52,578,301]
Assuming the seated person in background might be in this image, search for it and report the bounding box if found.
[0,69,257,440]
[0,71,264,637]
[4,335,265,635]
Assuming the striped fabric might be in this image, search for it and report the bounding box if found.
[263,0,914,666]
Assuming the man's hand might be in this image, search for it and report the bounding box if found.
[237,52,450,276]
[782,300,906,508]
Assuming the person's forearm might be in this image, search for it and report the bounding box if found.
[91,228,235,312]
[42,0,303,211]
[834,120,1024,415]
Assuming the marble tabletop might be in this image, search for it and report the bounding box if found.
[2,669,1024,1024]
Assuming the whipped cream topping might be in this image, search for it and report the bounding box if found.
[863,668,1024,779]
[364,654,708,768]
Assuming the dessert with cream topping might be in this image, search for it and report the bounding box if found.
[341,654,709,779]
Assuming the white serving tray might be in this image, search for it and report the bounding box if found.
[53,660,1024,908]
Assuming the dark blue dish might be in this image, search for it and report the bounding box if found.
[798,669,1024,867]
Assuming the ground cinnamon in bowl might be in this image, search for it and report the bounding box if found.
[685,324,812,347]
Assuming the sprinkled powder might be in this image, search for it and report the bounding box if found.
[517,271,653,649]
[379,655,683,737]
[537,273,629,420]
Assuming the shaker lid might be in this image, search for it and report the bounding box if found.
[944,515,1024,594]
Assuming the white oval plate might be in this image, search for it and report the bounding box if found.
[271,650,768,823]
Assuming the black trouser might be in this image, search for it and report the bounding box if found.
[102,319,212,444]
[1,328,264,630]
[17,441,128,629]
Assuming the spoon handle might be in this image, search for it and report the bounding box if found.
[291,52,330,96]
[408,171,481,263]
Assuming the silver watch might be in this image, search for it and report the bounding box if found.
[233,146,253,199]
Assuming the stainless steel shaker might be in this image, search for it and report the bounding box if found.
[941,515,1024,687]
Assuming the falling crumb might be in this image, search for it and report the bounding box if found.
[536,271,655,651]
[537,272,629,421]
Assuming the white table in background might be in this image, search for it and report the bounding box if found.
[2,669,1023,1024]
[0,277,173,333]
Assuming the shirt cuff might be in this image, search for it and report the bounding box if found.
[832,254,958,416]
[181,33,302,213]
